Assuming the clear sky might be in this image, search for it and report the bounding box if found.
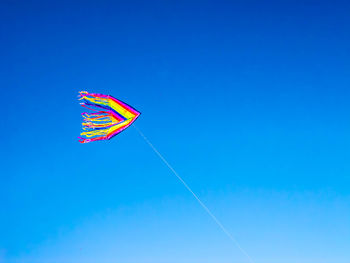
[1,1,350,262]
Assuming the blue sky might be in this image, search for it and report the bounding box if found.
[1,1,350,262]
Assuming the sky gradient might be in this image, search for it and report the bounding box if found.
[1,1,350,262]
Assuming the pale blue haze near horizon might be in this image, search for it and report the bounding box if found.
[1,1,350,262]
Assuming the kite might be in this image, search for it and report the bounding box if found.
[78,91,141,143]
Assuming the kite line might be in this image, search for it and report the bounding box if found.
[77,91,254,262]
[133,125,255,263]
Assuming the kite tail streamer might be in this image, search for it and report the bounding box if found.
[78,91,112,143]
[78,91,140,143]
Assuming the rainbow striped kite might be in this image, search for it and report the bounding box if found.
[78,91,141,143]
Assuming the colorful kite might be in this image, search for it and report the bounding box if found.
[78,91,141,143]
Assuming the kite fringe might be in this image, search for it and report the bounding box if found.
[78,91,114,143]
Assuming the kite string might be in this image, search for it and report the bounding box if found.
[133,125,255,263]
